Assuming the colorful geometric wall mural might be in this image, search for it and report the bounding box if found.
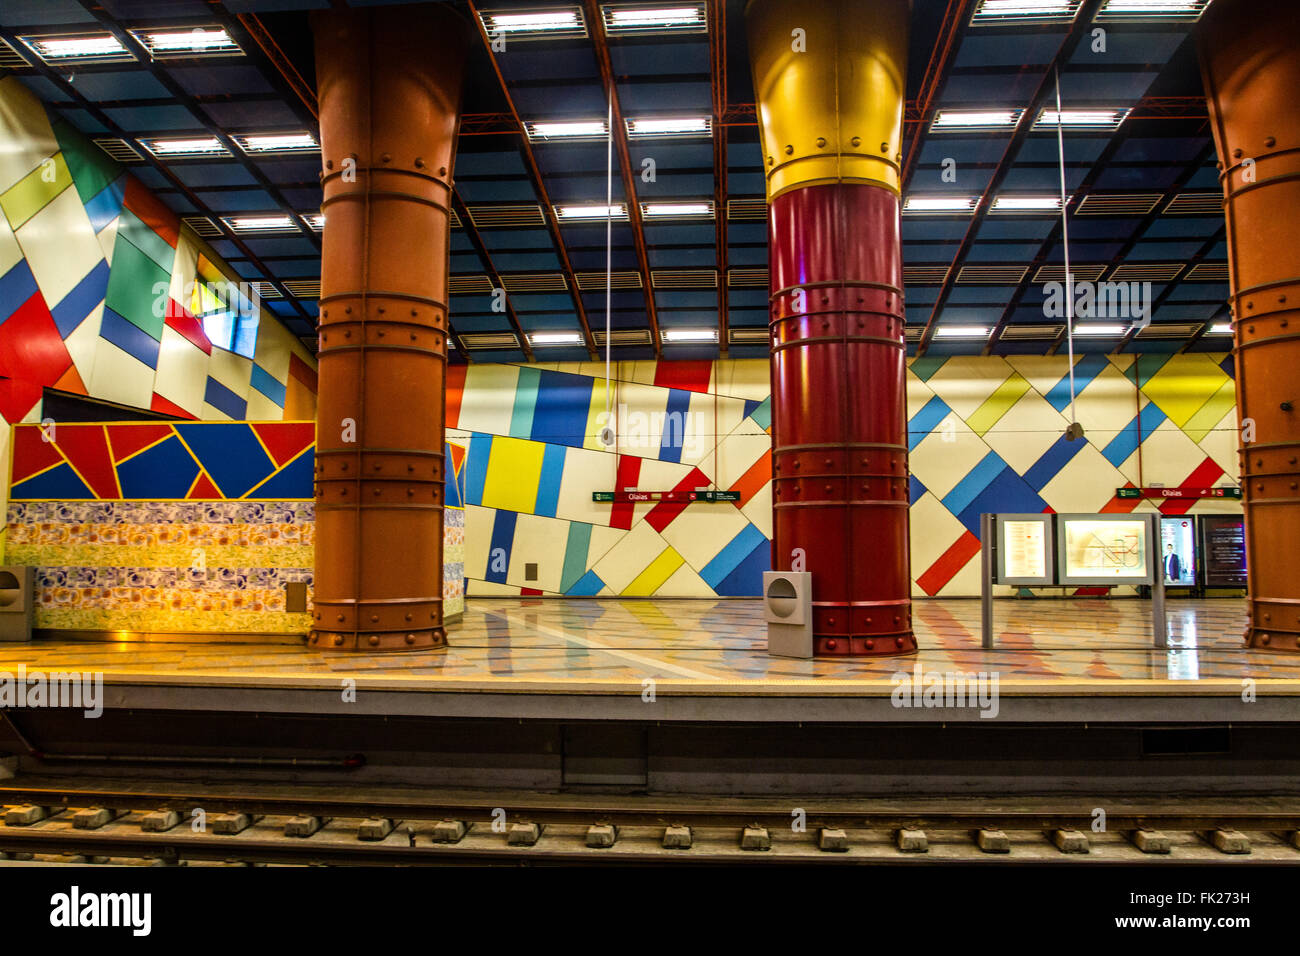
[0,75,317,559]
[6,423,466,634]
[447,354,1242,600]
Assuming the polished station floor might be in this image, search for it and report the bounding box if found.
[5,597,1299,694]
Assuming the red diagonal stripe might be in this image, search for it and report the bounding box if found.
[608,455,642,530]
[916,530,982,596]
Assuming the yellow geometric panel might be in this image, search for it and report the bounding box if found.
[480,435,545,513]
[965,372,1031,436]
[981,390,1067,474]
[0,153,72,230]
[1182,378,1236,444]
[1141,353,1230,429]
[621,544,685,596]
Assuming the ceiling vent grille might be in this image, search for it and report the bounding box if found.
[728,268,768,287]
[0,39,28,68]
[449,208,462,228]
[1165,192,1224,215]
[448,275,493,295]
[249,281,282,299]
[1032,263,1108,283]
[728,327,770,345]
[1109,263,1183,282]
[460,332,522,349]
[283,280,320,298]
[1135,322,1203,339]
[500,273,567,292]
[1075,193,1163,216]
[593,329,653,346]
[93,137,144,163]
[956,265,1029,284]
[467,204,546,228]
[904,326,925,342]
[726,198,767,220]
[903,265,950,283]
[181,216,222,238]
[998,323,1065,340]
[1187,262,1230,281]
[576,271,643,290]
[651,269,717,289]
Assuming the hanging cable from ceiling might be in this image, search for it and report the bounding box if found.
[1056,64,1084,441]
[600,93,615,449]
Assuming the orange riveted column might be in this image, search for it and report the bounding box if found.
[747,0,915,656]
[309,4,469,652]
[1200,0,1300,652]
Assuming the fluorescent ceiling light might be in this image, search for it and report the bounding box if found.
[935,326,991,338]
[1098,0,1213,20]
[642,202,713,218]
[1073,324,1128,335]
[626,116,711,138]
[301,214,324,231]
[663,328,718,342]
[1207,322,1232,334]
[931,110,1022,131]
[238,133,318,154]
[526,120,608,141]
[23,34,130,62]
[529,331,583,345]
[603,4,708,34]
[972,0,1081,23]
[992,195,1062,212]
[904,196,978,213]
[1036,108,1130,130]
[223,215,299,234]
[134,28,240,56]
[480,9,586,39]
[143,137,229,157]
[557,203,628,220]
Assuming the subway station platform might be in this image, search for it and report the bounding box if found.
[5,597,1298,725]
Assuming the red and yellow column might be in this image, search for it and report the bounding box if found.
[1200,0,1300,651]
[747,0,915,656]
[309,4,469,651]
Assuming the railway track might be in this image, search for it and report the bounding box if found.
[2,777,1300,864]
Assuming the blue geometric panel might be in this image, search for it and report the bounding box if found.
[174,423,273,498]
[100,306,160,367]
[250,450,313,500]
[249,364,287,406]
[9,462,93,500]
[203,377,248,419]
[115,436,200,498]
[714,536,769,597]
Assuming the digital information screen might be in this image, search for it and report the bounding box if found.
[1159,516,1198,587]
[1056,514,1154,585]
[995,514,1054,585]
[1200,514,1248,587]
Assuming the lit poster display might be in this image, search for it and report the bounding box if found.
[1200,515,1248,587]
[1159,517,1197,587]
[997,517,1052,584]
[1057,515,1153,584]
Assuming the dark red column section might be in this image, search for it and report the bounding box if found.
[769,183,914,656]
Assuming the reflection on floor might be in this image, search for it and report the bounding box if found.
[1,597,1297,690]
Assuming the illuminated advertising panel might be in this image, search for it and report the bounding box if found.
[1200,514,1247,588]
[1159,516,1197,587]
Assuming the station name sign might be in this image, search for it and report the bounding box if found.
[593,490,741,503]
[1116,486,1241,500]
